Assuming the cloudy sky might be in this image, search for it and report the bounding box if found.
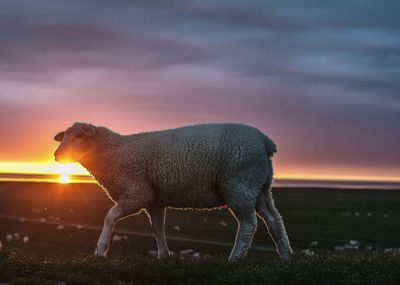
[0,0,399,180]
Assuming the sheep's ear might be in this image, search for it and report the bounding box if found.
[54,131,65,142]
[81,125,96,136]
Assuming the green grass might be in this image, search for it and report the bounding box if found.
[1,249,400,285]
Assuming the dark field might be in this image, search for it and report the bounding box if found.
[2,251,400,285]
[0,182,399,284]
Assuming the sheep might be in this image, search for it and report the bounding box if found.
[53,122,293,261]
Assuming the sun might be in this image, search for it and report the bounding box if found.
[55,163,77,184]
[59,174,71,184]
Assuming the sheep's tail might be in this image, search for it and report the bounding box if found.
[264,136,276,192]
[264,136,277,158]
[265,157,274,193]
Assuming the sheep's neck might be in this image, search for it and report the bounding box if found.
[80,149,120,193]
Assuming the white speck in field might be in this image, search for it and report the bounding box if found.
[220,221,227,227]
[202,218,207,223]
[112,234,122,242]
[0,241,3,251]
[340,212,351,217]
[385,248,400,254]
[301,249,314,256]
[69,209,74,213]
[309,241,318,248]
[13,233,20,240]
[335,240,360,252]
[148,250,158,258]
[383,214,389,218]
[367,212,372,217]
[179,249,194,256]
[179,248,200,259]
[76,225,83,229]
[23,236,29,243]
[56,225,64,230]
[173,225,180,231]
[5,234,13,243]
[354,212,360,217]
[19,217,26,222]
[349,240,359,246]
[38,218,46,223]
[365,245,373,251]
[31,208,41,213]
[54,217,61,222]
[344,244,354,251]
[334,245,345,252]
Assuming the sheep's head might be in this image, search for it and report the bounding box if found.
[54,122,97,164]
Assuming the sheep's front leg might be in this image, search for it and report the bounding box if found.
[95,204,125,258]
[147,207,172,259]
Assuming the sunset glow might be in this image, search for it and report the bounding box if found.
[0,161,92,183]
[0,161,89,176]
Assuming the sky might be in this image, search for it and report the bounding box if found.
[0,0,399,181]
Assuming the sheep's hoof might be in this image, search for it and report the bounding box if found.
[158,251,175,260]
[92,254,107,262]
[280,251,294,261]
[228,255,245,262]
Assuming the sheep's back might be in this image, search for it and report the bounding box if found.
[139,124,271,206]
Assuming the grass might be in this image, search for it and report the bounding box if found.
[1,249,400,285]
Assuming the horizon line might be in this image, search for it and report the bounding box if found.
[0,161,399,185]
[0,172,399,185]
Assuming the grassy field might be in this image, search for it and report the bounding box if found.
[1,250,400,284]
[0,181,399,283]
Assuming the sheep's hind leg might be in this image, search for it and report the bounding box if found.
[256,191,293,260]
[146,206,172,259]
[95,204,125,258]
[228,206,257,261]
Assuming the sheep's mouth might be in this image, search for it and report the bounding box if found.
[54,155,74,164]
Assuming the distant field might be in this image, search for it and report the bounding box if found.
[0,181,399,258]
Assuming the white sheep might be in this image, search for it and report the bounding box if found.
[54,122,293,261]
